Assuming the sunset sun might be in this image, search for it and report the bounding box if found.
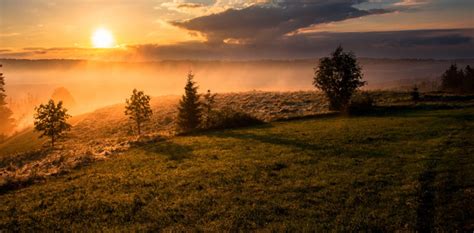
[91,28,115,48]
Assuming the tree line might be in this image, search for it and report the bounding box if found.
[440,64,474,93]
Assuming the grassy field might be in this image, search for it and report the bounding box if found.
[1,106,473,231]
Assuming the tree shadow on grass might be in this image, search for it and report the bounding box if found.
[134,140,193,161]
[209,131,326,153]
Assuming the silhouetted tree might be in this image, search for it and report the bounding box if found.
[177,72,201,132]
[439,64,474,93]
[125,89,152,136]
[34,100,71,148]
[313,46,366,111]
[463,65,474,93]
[411,86,420,104]
[0,64,15,140]
[201,89,216,129]
[441,64,463,92]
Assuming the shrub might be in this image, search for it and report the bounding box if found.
[204,107,263,130]
[348,92,374,114]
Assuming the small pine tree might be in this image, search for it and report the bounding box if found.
[0,64,15,140]
[201,89,217,129]
[411,86,420,104]
[177,72,201,132]
[313,46,366,111]
[125,89,152,136]
[34,100,71,148]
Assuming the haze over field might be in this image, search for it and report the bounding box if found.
[3,59,473,115]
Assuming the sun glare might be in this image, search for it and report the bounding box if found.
[91,28,115,48]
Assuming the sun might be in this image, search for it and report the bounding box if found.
[91,28,115,48]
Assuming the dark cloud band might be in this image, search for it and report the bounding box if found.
[172,0,390,43]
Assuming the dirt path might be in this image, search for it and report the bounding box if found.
[416,118,474,232]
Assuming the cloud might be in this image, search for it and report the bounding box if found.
[172,0,390,43]
[177,3,206,8]
[394,0,429,6]
[126,28,474,60]
[1,29,472,60]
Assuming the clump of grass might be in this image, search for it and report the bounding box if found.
[202,107,264,131]
[348,92,375,114]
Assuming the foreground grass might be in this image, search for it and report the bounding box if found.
[1,107,473,231]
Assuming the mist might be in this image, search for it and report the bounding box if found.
[1,58,473,132]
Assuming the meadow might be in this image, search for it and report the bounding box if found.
[1,92,473,231]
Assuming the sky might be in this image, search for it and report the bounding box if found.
[0,0,473,60]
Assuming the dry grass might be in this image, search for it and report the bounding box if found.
[0,91,328,189]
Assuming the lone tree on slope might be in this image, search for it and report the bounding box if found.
[34,100,71,148]
[177,72,201,132]
[0,64,15,140]
[125,89,152,136]
[313,46,366,111]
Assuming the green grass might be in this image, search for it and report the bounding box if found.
[1,107,473,231]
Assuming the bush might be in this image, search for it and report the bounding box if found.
[348,92,374,114]
[204,108,263,130]
[411,86,420,103]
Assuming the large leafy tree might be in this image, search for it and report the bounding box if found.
[313,46,366,111]
[177,72,201,132]
[125,89,152,136]
[34,100,71,148]
[0,64,15,140]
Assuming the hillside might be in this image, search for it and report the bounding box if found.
[1,106,473,231]
[0,91,330,188]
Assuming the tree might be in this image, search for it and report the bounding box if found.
[0,64,15,140]
[411,86,420,104]
[177,72,201,132]
[313,46,366,111]
[201,89,217,129]
[441,64,462,92]
[463,65,474,93]
[125,89,152,136]
[34,100,71,148]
